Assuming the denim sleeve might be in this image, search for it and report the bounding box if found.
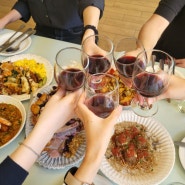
[12,0,31,22]
[154,0,185,22]
[78,0,104,19]
[0,156,28,185]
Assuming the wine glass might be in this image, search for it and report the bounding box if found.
[131,49,174,117]
[85,73,119,118]
[113,37,144,87]
[54,47,89,91]
[82,34,113,74]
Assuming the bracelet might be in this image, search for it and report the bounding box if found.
[19,142,40,158]
[83,25,98,35]
[83,25,99,43]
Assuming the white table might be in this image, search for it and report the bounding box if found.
[0,29,185,185]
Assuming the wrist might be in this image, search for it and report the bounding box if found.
[63,167,95,185]
[82,150,103,171]
[82,25,98,43]
[73,149,104,183]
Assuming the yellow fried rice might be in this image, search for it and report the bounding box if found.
[13,59,46,79]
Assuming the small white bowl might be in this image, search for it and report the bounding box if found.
[0,95,26,149]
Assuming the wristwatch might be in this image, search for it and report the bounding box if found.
[63,167,95,185]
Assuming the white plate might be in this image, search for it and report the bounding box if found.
[0,32,32,56]
[1,53,53,101]
[100,110,175,185]
[0,95,26,149]
[25,85,86,169]
[179,137,185,170]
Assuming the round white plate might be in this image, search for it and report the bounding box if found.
[26,85,86,169]
[179,137,185,170]
[0,95,26,149]
[0,32,32,56]
[100,110,175,185]
[1,53,53,101]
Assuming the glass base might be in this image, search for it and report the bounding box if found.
[178,100,185,113]
[131,98,158,117]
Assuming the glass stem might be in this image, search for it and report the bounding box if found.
[139,97,152,110]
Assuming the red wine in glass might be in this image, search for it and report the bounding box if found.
[85,95,115,118]
[115,56,136,78]
[133,72,164,98]
[89,54,111,74]
[58,68,86,91]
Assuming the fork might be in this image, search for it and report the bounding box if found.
[5,30,36,53]
[0,24,25,49]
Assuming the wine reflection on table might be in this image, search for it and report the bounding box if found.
[54,47,89,91]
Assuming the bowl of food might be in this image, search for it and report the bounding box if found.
[100,110,175,185]
[0,95,26,149]
[0,53,53,101]
[26,85,86,169]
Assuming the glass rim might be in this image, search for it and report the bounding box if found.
[135,49,175,72]
[82,34,114,56]
[113,37,145,63]
[114,36,144,52]
[55,46,89,71]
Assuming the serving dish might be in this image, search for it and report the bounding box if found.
[25,85,86,169]
[1,53,53,101]
[0,95,26,149]
[100,110,175,185]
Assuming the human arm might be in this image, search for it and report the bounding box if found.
[138,0,185,51]
[0,88,82,185]
[64,92,122,184]
[78,0,104,42]
[137,14,169,51]
[82,6,101,42]
[0,9,22,30]
[0,0,31,30]
[10,88,82,171]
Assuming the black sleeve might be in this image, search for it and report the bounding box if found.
[154,0,185,22]
[78,0,104,20]
[0,156,28,185]
[12,0,31,22]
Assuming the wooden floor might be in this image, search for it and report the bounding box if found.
[0,0,159,44]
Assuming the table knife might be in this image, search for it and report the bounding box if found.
[174,141,185,147]
[0,28,33,52]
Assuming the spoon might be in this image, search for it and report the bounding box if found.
[6,29,36,53]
